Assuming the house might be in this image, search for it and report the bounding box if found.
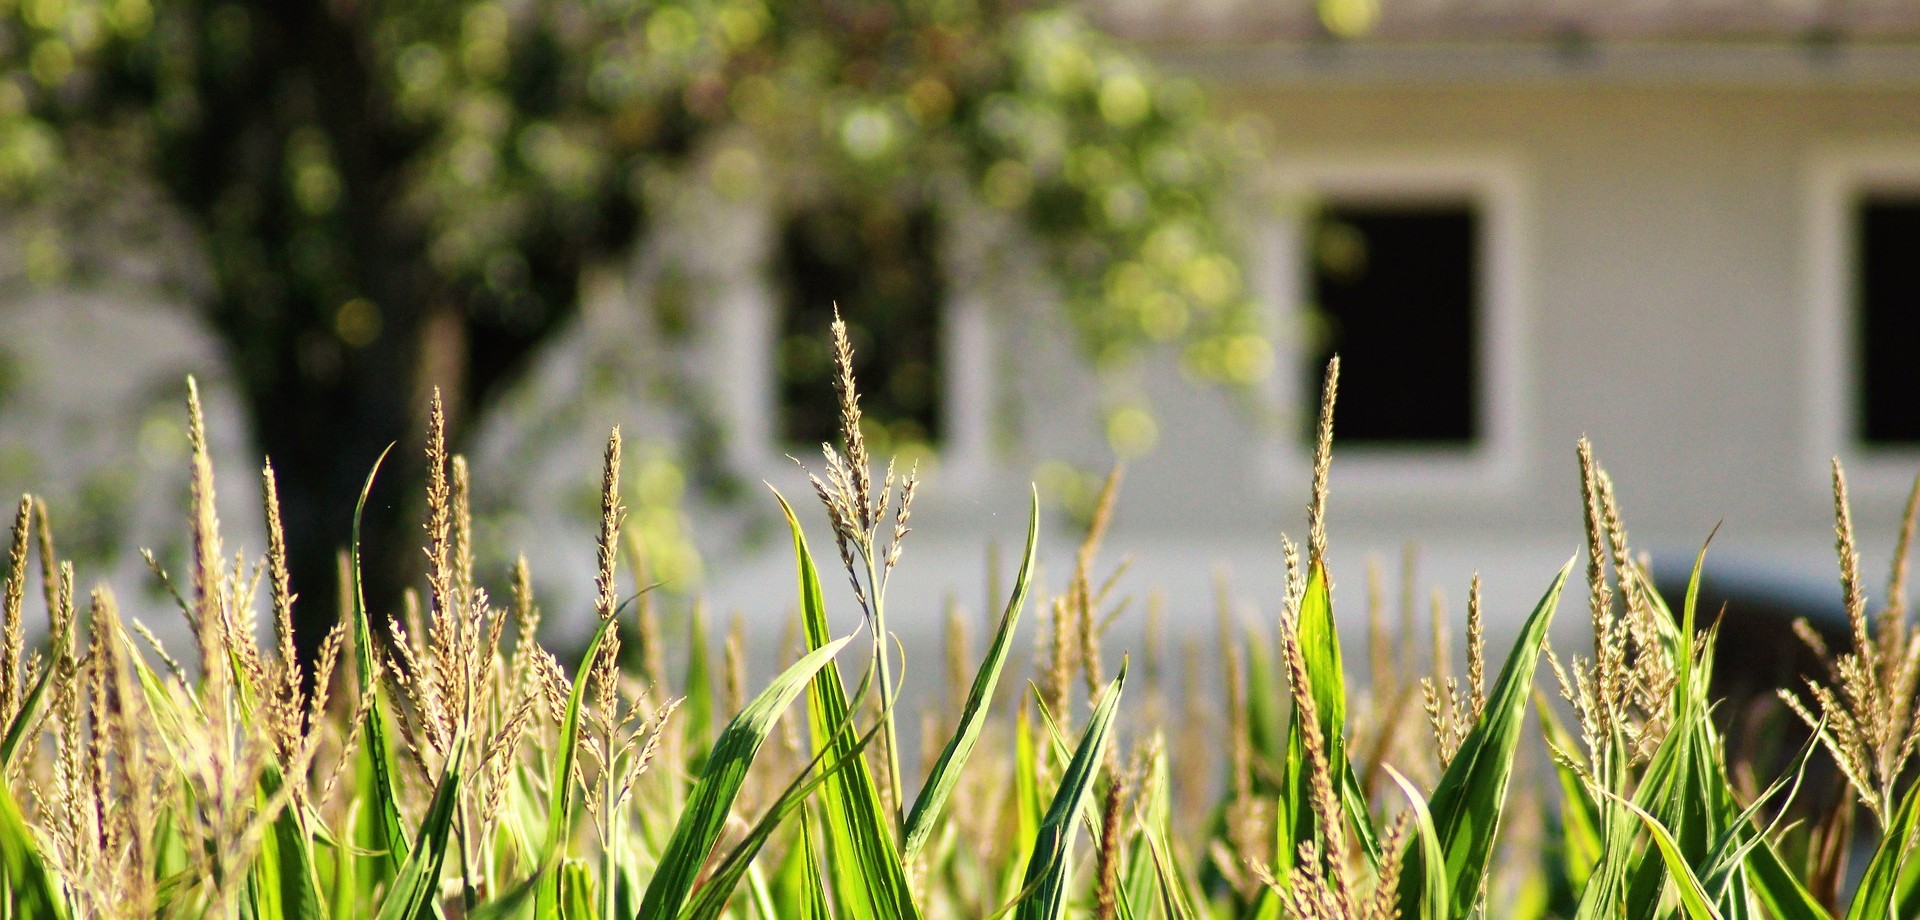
[5,0,1918,674]
[559,0,1920,663]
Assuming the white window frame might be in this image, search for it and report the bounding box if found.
[1804,143,1920,500]
[1253,152,1530,498]
[695,202,996,493]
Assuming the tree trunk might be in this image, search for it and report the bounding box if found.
[168,0,605,670]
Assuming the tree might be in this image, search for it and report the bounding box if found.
[0,0,1265,663]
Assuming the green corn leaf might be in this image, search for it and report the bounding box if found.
[253,832,284,920]
[1029,688,1129,843]
[1613,794,1727,920]
[1898,853,1920,920]
[1382,765,1449,920]
[1703,720,1832,920]
[772,489,922,920]
[683,604,714,767]
[902,487,1040,863]
[374,738,467,920]
[1013,661,1126,920]
[742,860,778,920]
[1629,544,1749,920]
[634,633,853,919]
[1399,558,1573,920]
[800,810,831,920]
[769,803,813,911]
[0,778,66,920]
[1341,760,1382,867]
[1573,545,1729,920]
[1574,754,1644,920]
[0,608,76,769]
[531,607,622,919]
[257,761,328,920]
[1536,693,1602,893]
[1294,561,1345,742]
[347,446,409,873]
[678,717,883,920]
[466,862,546,920]
[1122,739,1172,914]
[1846,780,1920,920]
[560,859,597,920]
[1142,821,1199,920]
[540,613,620,852]
[1743,824,1835,920]
[1280,561,1381,874]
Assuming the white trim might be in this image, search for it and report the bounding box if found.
[693,202,997,492]
[1148,42,1920,92]
[938,288,995,490]
[1803,143,1920,499]
[1253,152,1530,498]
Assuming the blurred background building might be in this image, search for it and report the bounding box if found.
[2,0,1918,667]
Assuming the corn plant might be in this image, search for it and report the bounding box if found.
[1,318,1918,919]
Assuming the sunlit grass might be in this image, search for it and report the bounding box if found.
[1,327,1917,920]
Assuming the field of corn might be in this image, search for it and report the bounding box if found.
[2,318,1918,920]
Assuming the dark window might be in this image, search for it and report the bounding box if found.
[1857,195,1920,446]
[1306,202,1480,446]
[776,203,944,455]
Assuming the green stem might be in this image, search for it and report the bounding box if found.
[601,734,619,920]
[867,551,904,834]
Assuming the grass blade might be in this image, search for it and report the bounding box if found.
[635,633,853,919]
[1845,781,1920,920]
[1013,661,1127,920]
[374,738,467,920]
[258,761,328,920]
[534,611,622,915]
[0,779,66,920]
[903,487,1039,862]
[347,446,408,873]
[0,611,75,769]
[1398,557,1574,919]
[1382,765,1448,920]
[772,488,921,920]
[1612,794,1727,920]
[1280,561,1380,870]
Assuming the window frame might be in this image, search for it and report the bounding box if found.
[693,198,996,492]
[1804,144,1920,500]
[1252,152,1530,497]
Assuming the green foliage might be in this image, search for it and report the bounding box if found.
[1015,662,1126,920]
[636,634,852,918]
[774,489,922,920]
[0,0,1265,490]
[0,781,65,920]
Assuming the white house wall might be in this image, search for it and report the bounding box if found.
[711,83,1920,670]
